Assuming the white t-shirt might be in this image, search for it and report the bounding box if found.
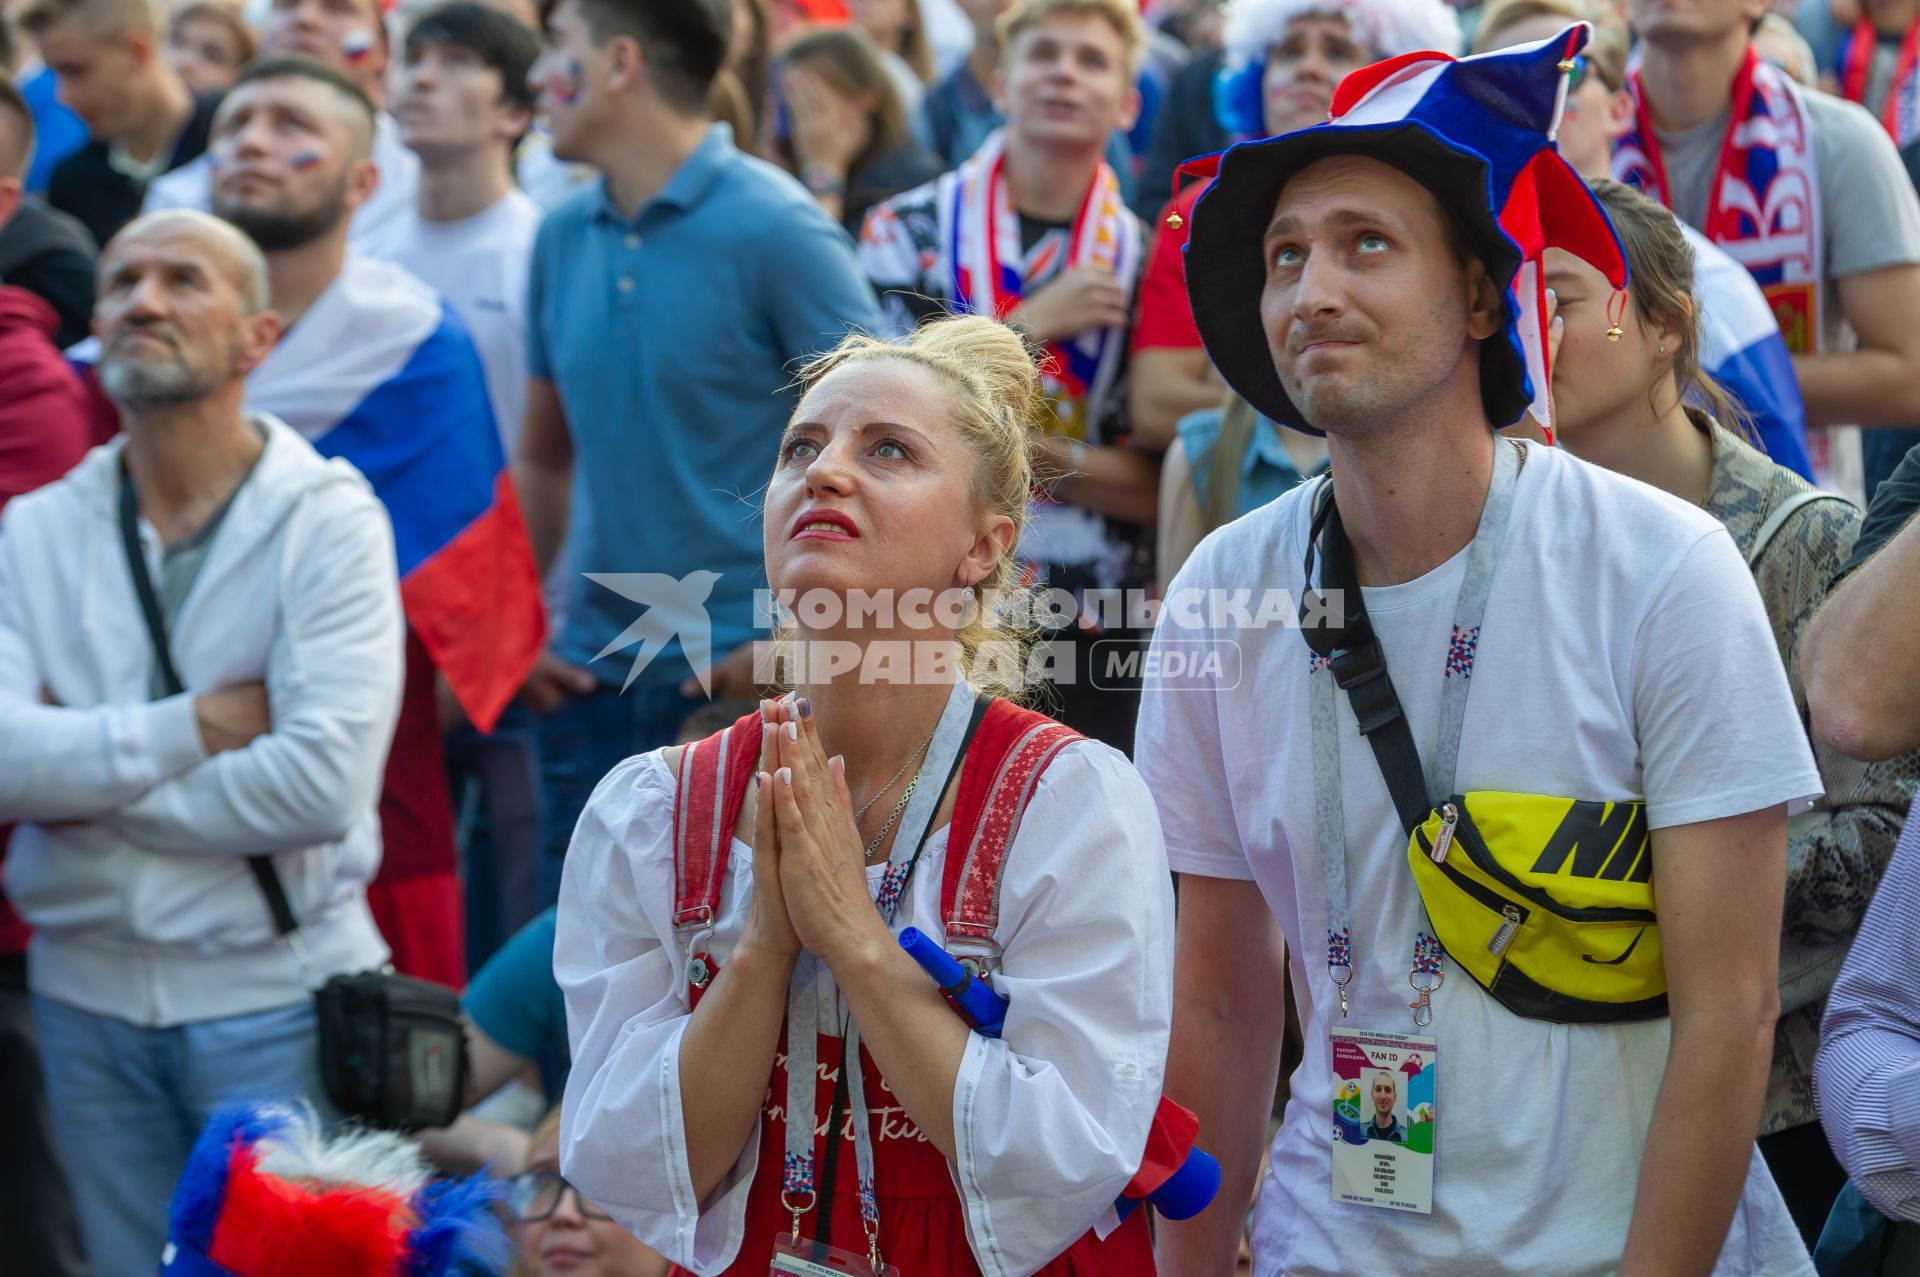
[143,111,422,260]
[1136,441,1823,1277]
[514,127,594,210]
[369,190,541,453]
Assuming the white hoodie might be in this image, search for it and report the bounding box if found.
[0,414,401,1027]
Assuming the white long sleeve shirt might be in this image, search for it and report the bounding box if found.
[554,736,1175,1277]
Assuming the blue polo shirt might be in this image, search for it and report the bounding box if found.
[527,124,882,686]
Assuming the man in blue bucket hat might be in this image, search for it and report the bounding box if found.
[1138,26,1826,1276]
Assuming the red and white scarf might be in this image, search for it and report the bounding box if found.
[1615,47,1824,358]
[1839,16,1920,146]
[948,129,1141,442]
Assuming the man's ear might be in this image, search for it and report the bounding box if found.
[1113,81,1141,135]
[0,178,21,233]
[1465,260,1504,342]
[500,100,535,147]
[988,65,1007,116]
[234,306,285,376]
[604,33,645,97]
[344,153,381,211]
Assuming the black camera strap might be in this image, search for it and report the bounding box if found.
[1298,482,1432,837]
[118,469,299,938]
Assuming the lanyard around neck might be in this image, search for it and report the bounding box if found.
[781,679,981,1261]
[1306,438,1522,1026]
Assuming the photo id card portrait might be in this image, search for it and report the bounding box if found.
[1329,1027,1436,1214]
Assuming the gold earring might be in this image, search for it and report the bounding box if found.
[1166,210,1183,230]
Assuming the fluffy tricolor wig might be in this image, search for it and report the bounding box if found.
[1214,0,1464,136]
[160,1104,510,1277]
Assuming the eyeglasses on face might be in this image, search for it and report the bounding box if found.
[505,1169,615,1222]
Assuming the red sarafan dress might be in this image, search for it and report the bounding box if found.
[670,1029,1156,1276]
[664,698,1161,1277]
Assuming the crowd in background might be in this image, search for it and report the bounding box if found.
[4,0,1920,1267]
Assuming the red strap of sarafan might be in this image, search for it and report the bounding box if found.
[940,700,1082,956]
[671,709,762,1004]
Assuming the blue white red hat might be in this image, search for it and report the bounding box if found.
[1183,24,1631,437]
[159,1103,510,1277]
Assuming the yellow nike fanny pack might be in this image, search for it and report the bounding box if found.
[1406,793,1667,1023]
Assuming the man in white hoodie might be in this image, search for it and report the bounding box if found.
[0,208,402,1276]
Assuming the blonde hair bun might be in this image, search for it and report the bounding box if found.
[787,316,1051,702]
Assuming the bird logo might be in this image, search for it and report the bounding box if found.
[585,571,723,696]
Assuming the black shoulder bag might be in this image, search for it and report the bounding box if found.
[118,471,469,1130]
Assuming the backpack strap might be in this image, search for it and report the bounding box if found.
[1203,394,1259,535]
[671,708,764,1003]
[940,699,1083,970]
[1746,488,1855,569]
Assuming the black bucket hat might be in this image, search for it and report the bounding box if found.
[1180,24,1630,437]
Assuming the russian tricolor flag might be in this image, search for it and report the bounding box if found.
[1684,224,1813,479]
[73,257,543,732]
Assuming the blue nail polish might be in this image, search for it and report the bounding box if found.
[798,697,812,719]
[786,720,798,741]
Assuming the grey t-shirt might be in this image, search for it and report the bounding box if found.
[1864,41,1900,124]
[1654,87,1920,355]
[138,438,261,699]
[143,499,238,701]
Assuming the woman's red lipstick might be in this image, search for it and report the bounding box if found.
[789,509,861,541]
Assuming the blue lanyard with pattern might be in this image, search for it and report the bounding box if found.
[780,679,978,1269]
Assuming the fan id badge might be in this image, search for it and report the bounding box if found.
[1329,1028,1436,1214]
[771,1235,900,1277]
